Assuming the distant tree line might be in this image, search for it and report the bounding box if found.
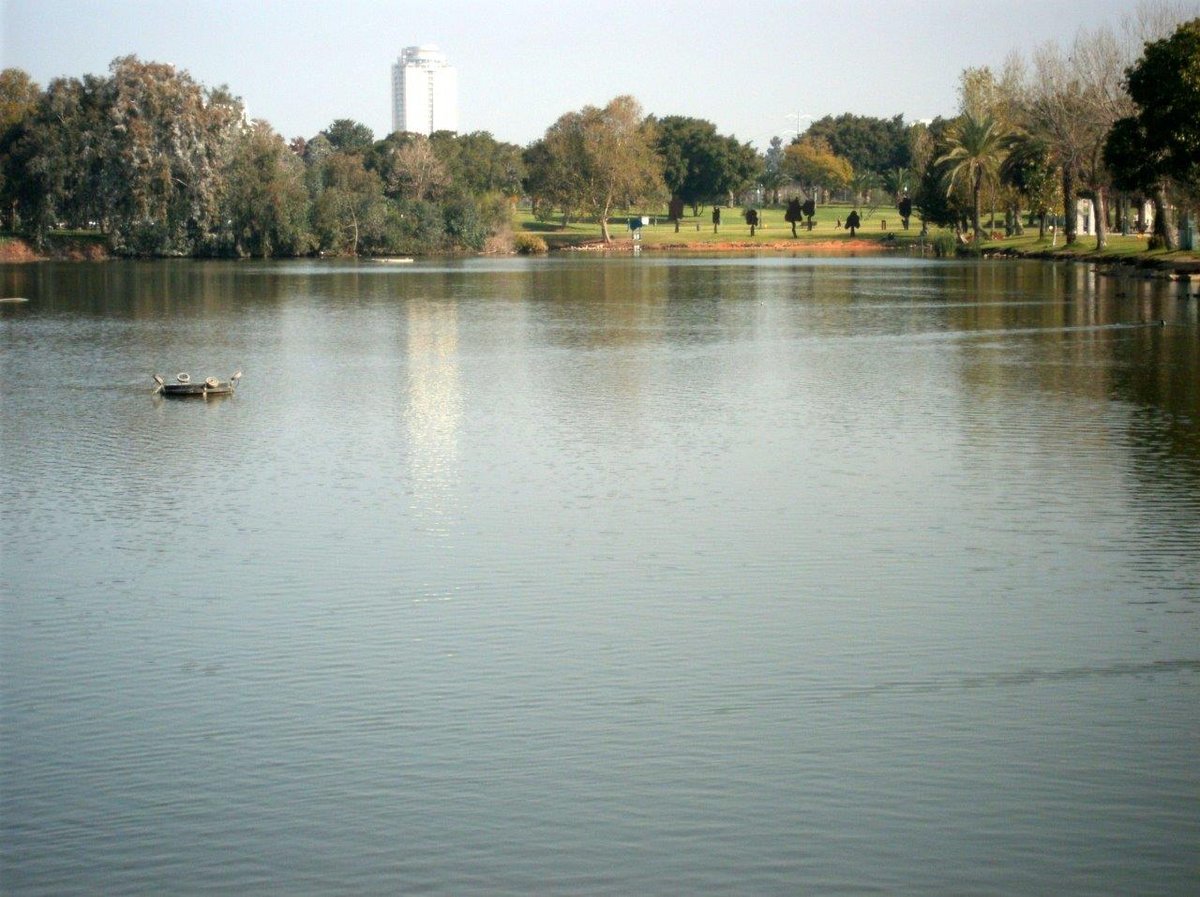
[761,12,1200,250]
[0,56,523,256]
[1,12,1198,255]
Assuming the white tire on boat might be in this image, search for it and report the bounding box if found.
[177,372,190,383]
[205,377,219,388]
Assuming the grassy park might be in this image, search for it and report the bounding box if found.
[515,202,931,250]
[980,230,1200,267]
[513,203,1200,270]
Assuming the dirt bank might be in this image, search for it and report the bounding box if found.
[0,238,41,262]
[0,237,109,262]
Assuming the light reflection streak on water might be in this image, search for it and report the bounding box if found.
[404,297,462,519]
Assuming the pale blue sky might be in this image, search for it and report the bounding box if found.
[0,0,1171,148]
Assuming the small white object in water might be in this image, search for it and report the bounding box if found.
[0,297,29,303]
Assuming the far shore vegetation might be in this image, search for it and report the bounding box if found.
[509,204,1200,269]
[2,8,1199,267]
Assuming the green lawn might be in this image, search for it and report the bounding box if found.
[981,229,1200,265]
[515,204,1200,266]
[514,202,932,248]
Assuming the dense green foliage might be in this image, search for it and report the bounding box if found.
[523,96,665,242]
[1122,18,1200,185]
[653,115,759,215]
[1104,18,1200,248]
[221,121,312,256]
[0,57,520,256]
[802,113,911,176]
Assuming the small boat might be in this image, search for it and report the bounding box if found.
[373,257,414,264]
[154,371,242,397]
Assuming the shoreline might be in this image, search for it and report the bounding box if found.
[4,233,1197,279]
[0,236,107,263]
[563,237,889,253]
[982,244,1200,277]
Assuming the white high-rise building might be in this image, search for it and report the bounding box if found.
[391,46,458,136]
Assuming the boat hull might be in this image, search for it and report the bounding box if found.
[160,382,237,397]
[154,371,241,397]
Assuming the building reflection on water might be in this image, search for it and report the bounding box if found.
[403,297,462,515]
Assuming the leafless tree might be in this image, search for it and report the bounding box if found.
[386,134,449,202]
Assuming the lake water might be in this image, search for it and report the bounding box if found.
[2,255,1198,896]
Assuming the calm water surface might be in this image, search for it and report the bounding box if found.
[2,255,1199,895]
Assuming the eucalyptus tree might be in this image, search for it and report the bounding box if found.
[528,96,665,242]
[219,120,312,257]
[9,73,109,242]
[311,152,386,255]
[0,69,39,130]
[1069,27,1136,249]
[907,121,936,232]
[958,58,1027,127]
[99,56,244,255]
[302,133,334,167]
[428,130,525,198]
[936,113,1013,243]
[759,164,788,207]
[0,69,40,229]
[911,118,970,233]
[374,132,450,201]
[1027,26,1137,249]
[522,137,579,223]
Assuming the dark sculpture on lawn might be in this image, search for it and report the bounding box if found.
[668,196,685,233]
[785,198,803,237]
[802,197,816,231]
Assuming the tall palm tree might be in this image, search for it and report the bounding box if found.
[847,169,880,211]
[759,167,788,206]
[882,166,912,204]
[936,114,1013,243]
